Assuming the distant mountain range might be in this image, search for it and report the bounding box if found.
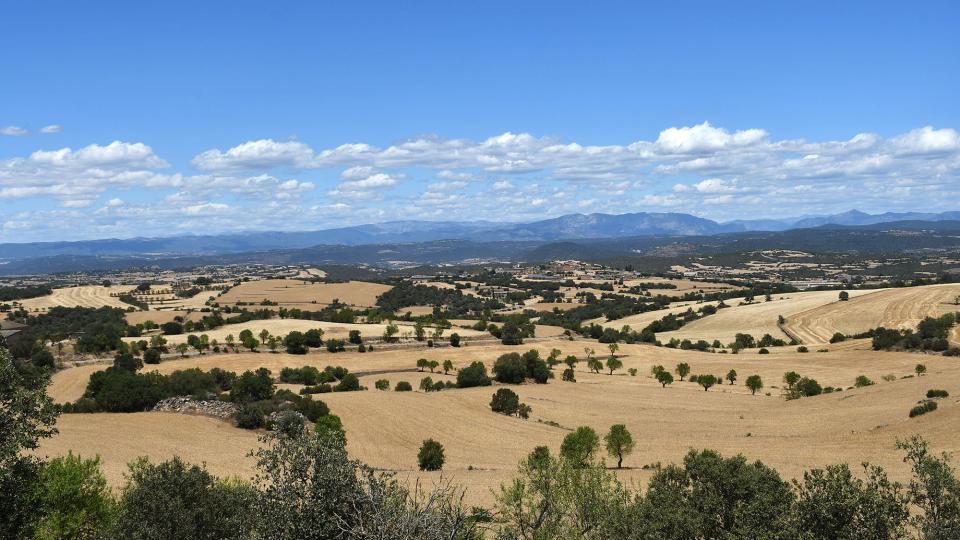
[2,210,960,267]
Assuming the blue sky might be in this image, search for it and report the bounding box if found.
[1,1,958,242]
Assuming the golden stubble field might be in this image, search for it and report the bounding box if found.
[40,337,960,506]
[216,279,392,309]
[658,288,882,346]
[785,283,960,345]
[18,285,136,311]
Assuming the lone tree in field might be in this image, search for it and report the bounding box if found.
[656,370,674,387]
[588,357,604,374]
[746,374,763,395]
[916,364,927,376]
[442,359,453,374]
[604,424,634,469]
[547,348,562,370]
[561,426,600,468]
[607,342,619,358]
[699,374,717,391]
[783,371,801,389]
[726,369,738,385]
[449,333,461,347]
[564,355,578,369]
[839,291,849,301]
[675,362,690,381]
[417,439,445,471]
[490,388,521,416]
[606,356,623,375]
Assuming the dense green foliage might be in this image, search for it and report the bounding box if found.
[0,285,53,301]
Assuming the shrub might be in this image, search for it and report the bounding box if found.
[143,348,161,364]
[456,361,491,388]
[374,379,389,391]
[235,403,265,429]
[325,339,346,353]
[492,352,525,384]
[797,346,808,353]
[394,381,412,392]
[298,383,332,395]
[283,331,308,354]
[418,439,445,471]
[419,377,434,392]
[333,373,361,392]
[909,400,938,418]
[854,375,874,388]
[449,333,461,347]
[490,388,520,416]
[796,377,823,397]
[829,332,846,344]
[34,453,116,539]
[926,389,950,398]
[562,368,576,382]
[758,348,770,355]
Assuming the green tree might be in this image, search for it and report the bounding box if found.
[839,291,850,301]
[115,456,257,540]
[699,374,717,391]
[449,332,461,347]
[259,329,270,347]
[792,462,909,539]
[34,453,116,539]
[656,370,674,387]
[416,358,428,372]
[490,388,520,416]
[560,426,600,468]
[418,439,445,471]
[746,374,763,395]
[419,377,434,392]
[383,323,399,342]
[413,321,426,341]
[726,369,737,385]
[605,424,634,469]
[916,363,927,376]
[562,368,576,382]
[175,343,189,357]
[253,430,360,539]
[374,379,389,391]
[456,361,491,388]
[0,346,59,538]
[442,359,454,374]
[606,356,623,375]
[676,362,690,381]
[283,331,308,354]
[783,371,801,389]
[896,435,960,538]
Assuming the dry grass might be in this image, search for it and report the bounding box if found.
[41,336,960,506]
[125,310,206,326]
[19,285,136,312]
[785,283,960,345]
[658,289,880,345]
[217,279,391,309]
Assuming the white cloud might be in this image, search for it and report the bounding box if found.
[1,126,29,136]
[491,179,514,191]
[888,126,960,155]
[191,139,314,171]
[655,122,767,153]
[39,125,62,134]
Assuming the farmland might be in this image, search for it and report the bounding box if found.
[17,285,135,311]
[41,331,960,506]
[216,279,391,309]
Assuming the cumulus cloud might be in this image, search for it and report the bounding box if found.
[3,122,960,241]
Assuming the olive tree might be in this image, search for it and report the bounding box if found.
[604,424,634,469]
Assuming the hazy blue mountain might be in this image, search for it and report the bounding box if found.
[4,210,960,263]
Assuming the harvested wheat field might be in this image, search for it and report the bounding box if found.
[658,289,881,346]
[785,283,960,345]
[119,319,487,348]
[18,285,135,312]
[216,279,392,309]
[41,337,960,505]
[124,310,206,326]
[621,277,743,298]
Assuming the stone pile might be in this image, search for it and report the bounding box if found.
[153,396,238,420]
